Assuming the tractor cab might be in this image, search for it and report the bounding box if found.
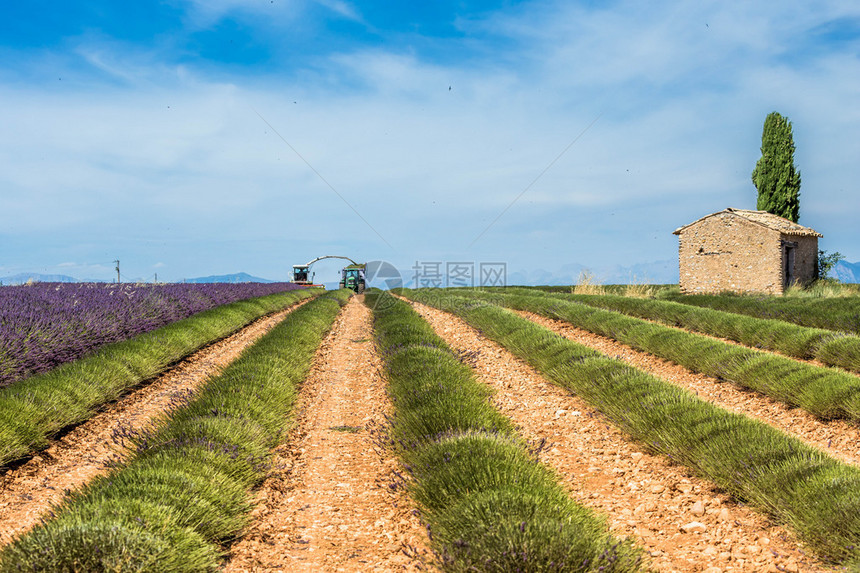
[292,265,311,285]
[339,264,366,293]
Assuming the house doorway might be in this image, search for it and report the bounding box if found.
[783,242,797,288]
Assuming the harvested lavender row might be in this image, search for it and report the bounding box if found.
[0,282,304,386]
[368,290,645,571]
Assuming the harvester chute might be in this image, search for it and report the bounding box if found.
[292,255,365,292]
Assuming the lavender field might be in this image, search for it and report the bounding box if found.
[0,282,303,387]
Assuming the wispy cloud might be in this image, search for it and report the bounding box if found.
[315,0,362,22]
[178,0,362,30]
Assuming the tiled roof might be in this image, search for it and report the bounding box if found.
[673,208,822,237]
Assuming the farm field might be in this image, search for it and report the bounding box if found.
[0,281,306,387]
[0,286,317,466]
[399,288,860,571]
[397,294,825,572]
[0,298,311,546]
[0,289,353,570]
[224,292,427,571]
[2,286,860,570]
[456,288,860,421]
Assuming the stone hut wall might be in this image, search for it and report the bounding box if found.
[678,213,783,295]
[787,234,819,286]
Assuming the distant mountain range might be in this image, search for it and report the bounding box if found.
[506,260,680,287]
[182,272,275,284]
[0,272,82,284]
[833,261,860,283]
[0,271,277,285]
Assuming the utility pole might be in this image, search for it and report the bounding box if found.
[114,260,121,284]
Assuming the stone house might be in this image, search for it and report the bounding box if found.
[673,208,821,295]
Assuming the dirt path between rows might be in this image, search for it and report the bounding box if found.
[224,295,428,573]
[0,299,309,547]
[516,310,860,467]
[406,298,830,573]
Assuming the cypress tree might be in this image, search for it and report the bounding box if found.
[752,112,801,222]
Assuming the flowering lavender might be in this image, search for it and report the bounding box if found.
[0,282,303,387]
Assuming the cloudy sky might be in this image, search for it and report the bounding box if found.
[1,0,858,284]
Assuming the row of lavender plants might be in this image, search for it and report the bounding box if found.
[0,282,304,387]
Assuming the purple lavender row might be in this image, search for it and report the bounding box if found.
[0,282,303,387]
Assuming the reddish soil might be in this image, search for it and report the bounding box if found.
[405,297,832,573]
[0,301,308,547]
[224,295,428,572]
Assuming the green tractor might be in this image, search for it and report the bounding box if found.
[339,263,366,293]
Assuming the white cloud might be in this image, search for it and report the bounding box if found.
[177,0,361,30]
[77,47,147,85]
[314,0,362,22]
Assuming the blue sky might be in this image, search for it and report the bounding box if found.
[1,0,858,284]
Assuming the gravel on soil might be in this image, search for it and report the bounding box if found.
[224,295,429,573]
[0,300,310,548]
[405,297,832,573]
